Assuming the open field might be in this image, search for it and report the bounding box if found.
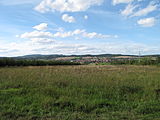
[0,65,160,120]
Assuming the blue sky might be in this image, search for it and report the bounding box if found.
[0,0,160,56]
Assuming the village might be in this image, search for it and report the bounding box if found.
[55,56,140,64]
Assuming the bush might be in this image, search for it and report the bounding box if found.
[0,58,80,67]
[111,57,160,65]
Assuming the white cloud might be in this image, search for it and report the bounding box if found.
[112,0,134,5]
[121,4,138,16]
[53,29,117,39]
[53,29,82,38]
[56,27,64,32]
[137,17,156,27]
[19,30,54,39]
[53,29,85,38]
[33,23,48,31]
[31,38,55,44]
[35,0,104,13]
[83,32,116,39]
[18,27,116,40]
[34,0,52,13]
[15,35,19,38]
[131,3,157,17]
[62,14,75,23]
[15,24,118,57]
[84,15,88,20]
[53,31,73,38]
[1,40,160,57]
[73,29,86,35]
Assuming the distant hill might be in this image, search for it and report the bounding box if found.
[0,54,159,60]
[14,54,66,60]
[13,54,137,59]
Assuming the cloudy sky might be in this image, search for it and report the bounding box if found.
[0,0,160,57]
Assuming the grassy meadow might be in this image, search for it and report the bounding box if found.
[0,65,160,120]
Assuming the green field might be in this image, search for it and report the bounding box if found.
[0,65,160,120]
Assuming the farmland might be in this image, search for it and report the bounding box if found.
[0,65,160,120]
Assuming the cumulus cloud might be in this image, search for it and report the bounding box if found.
[137,17,156,27]
[34,0,104,13]
[62,14,75,23]
[33,23,48,31]
[83,32,117,39]
[112,0,134,5]
[19,31,54,39]
[53,29,117,39]
[31,38,55,44]
[15,23,118,56]
[131,2,157,17]
[53,29,85,38]
[53,31,73,38]
[18,28,116,40]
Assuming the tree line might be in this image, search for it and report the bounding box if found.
[110,57,160,65]
[0,58,80,67]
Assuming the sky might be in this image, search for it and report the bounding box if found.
[0,0,160,57]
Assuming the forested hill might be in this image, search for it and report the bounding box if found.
[11,54,137,60]
[0,54,160,60]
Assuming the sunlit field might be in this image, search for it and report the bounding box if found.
[0,65,160,120]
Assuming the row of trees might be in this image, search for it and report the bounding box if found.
[111,57,160,65]
[0,58,80,67]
